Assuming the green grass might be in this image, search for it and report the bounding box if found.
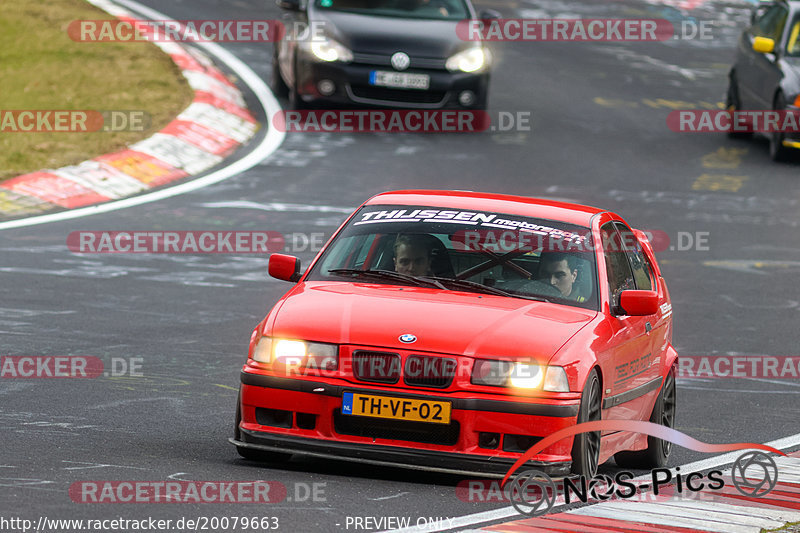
[0,0,194,179]
[762,521,800,532]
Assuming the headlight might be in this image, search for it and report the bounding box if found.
[307,37,353,63]
[446,47,489,73]
[252,336,273,364]
[251,336,338,371]
[472,359,569,392]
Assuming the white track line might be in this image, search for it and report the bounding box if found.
[382,431,800,533]
[0,0,285,232]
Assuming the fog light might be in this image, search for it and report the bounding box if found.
[318,79,336,96]
[459,90,476,107]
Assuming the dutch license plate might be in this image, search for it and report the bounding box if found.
[342,392,451,424]
[369,70,430,90]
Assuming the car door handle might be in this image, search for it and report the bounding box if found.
[645,322,652,333]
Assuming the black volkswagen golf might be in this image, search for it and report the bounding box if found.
[272,0,494,109]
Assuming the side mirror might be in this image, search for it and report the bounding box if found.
[479,9,502,20]
[277,0,302,11]
[752,36,776,54]
[619,290,659,316]
[269,253,302,282]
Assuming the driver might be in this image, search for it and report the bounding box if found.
[538,252,585,302]
[393,234,436,276]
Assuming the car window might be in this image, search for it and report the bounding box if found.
[309,205,599,309]
[751,4,789,42]
[786,16,800,55]
[315,0,469,20]
[613,222,654,291]
[600,222,635,310]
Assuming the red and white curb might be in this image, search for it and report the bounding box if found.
[478,451,800,533]
[0,0,258,222]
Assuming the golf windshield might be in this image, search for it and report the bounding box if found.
[314,0,469,21]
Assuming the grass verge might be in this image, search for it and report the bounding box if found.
[0,0,194,180]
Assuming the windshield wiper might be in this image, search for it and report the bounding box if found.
[426,277,553,302]
[327,269,447,290]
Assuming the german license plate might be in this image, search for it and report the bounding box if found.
[369,70,430,90]
[342,392,451,424]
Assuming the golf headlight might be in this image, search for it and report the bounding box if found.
[472,360,569,392]
[252,337,338,370]
[446,47,488,73]
[309,37,353,63]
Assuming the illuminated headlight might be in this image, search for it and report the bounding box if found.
[252,337,338,370]
[307,37,353,63]
[472,359,569,392]
[446,47,489,73]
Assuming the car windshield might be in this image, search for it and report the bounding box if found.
[314,0,469,21]
[307,204,599,310]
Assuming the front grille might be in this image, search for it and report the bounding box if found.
[352,351,401,383]
[404,355,456,388]
[349,85,447,105]
[352,53,445,70]
[333,409,459,445]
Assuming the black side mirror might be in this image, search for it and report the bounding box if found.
[277,0,302,11]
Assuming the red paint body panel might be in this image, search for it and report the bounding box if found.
[236,191,677,474]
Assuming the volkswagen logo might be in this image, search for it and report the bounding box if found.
[391,52,410,71]
[398,333,417,344]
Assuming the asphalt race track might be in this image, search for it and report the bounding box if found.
[2,0,800,531]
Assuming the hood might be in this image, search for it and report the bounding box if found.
[269,282,596,362]
[311,9,466,58]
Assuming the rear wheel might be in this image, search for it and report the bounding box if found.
[570,369,601,477]
[615,368,676,469]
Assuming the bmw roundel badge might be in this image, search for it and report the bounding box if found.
[399,333,417,344]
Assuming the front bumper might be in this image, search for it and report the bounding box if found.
[235,371,578,477]
[295,55,489,109]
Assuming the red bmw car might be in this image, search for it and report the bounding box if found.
[232,190,678,477]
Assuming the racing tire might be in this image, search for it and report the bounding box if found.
[614,368,676,469]
[570,369,601,478]
[271,48,289,98]
[725,72,751,139]
[769,92,792,162]
[234,396,292,463]
[288,57,307,110]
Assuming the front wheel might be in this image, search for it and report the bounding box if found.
[725,73,751,139]
[615,368,676,469]
[570,369,601,477]
[769,93,792,162]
